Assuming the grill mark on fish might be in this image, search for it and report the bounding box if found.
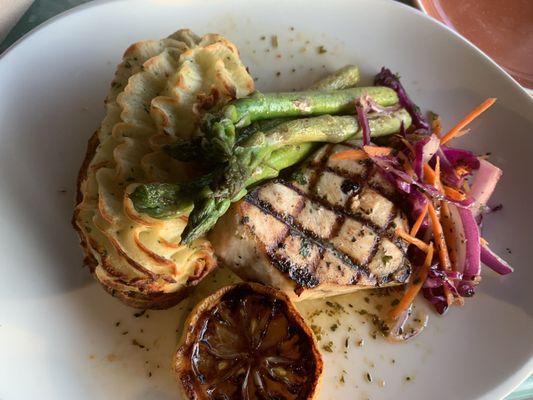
[307,143,334,192]
[306,163,400,207]
[221,143,411,292]
[284,180,386,238]
[312,142,400,202]
[288,171,404,246]
[245,191,370,277]
[272,232,321,289]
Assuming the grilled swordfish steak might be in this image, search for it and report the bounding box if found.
[209,143,412,301]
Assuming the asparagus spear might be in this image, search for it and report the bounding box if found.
[130,143,317,219]
[164,118,295,162]
[150,67,363,213]
[139,67,362,214]
[180,109,411,243]
[165,65,362,162]
[310,65,360,90]
[129,173,213,219]
[203,86,398,158]
[131,108,411,221]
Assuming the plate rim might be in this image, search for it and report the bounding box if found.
[0,0,531,399]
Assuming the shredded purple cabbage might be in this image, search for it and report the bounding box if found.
[423,287,449,315]
[374,67,430,131]
[368,67,511,318]
[441,147,480,171]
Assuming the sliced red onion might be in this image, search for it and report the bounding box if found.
[480,244,514,275]
[458,207,481,280]
[470,159,502,217]
[355,102,371,146]
[447,204,467,274]
[413,134,440,178]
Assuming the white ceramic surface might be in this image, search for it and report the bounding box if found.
[0,1,531,399]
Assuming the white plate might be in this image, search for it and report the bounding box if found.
[0,0,532,399]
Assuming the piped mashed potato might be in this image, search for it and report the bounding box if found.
[73,30,254,309]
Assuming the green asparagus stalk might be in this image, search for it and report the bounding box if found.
[131,109,411,221]
[146,68,363,214]
[204,86,398,158]
[310,65,360,90]
[129,143,318,219]
[164,66,361,162]
[180,109,411,243]
[164,118,294,161]
[129,174,213,219]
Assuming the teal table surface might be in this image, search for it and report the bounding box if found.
[0,1,531,399]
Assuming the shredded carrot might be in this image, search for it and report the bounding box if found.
[423,163,437,186]
[330,146,392,161]
[390,243,434,320]
[362,145,392,157]
[410,203,429,237]
[330,149,368,161]
[396,228,430,253]
[443,185,466,201]
[424,161,443,192]
[427,202,452,271]
[440,98,496,144]
[452,128,471,140]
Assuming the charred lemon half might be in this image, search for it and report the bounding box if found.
[174,282,323,400]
